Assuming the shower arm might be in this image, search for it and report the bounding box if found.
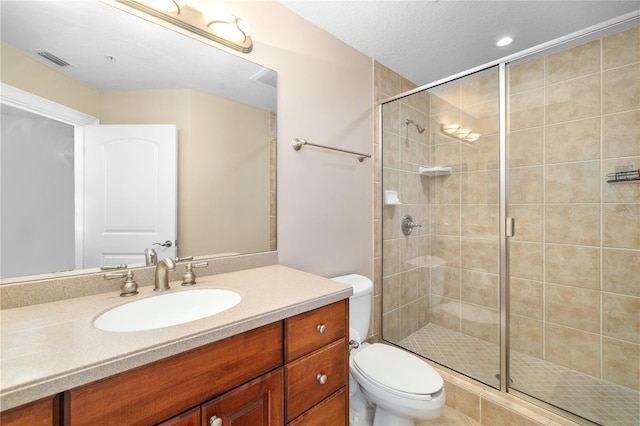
[405,118,425,133]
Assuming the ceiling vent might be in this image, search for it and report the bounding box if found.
[249,67,277,88]
[37,51,71,67]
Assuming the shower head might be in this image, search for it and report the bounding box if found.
[405,118,425,134]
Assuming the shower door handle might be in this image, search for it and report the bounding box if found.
[506,217,515,237]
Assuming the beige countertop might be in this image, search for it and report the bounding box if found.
[0,265,352,411]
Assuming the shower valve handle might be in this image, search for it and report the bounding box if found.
[401,214,422,236]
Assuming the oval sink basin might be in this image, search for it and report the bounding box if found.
[94,289,241,332]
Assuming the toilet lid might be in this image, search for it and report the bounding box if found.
[353,343,443,395]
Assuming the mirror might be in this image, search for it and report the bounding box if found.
[0,0,277,283]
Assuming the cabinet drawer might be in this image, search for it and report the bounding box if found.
[68,322,283,425]
[285,338,346,422]
[286,300,346,362]
[287,388,346,426]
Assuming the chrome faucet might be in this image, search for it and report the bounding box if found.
[154,258,176,292]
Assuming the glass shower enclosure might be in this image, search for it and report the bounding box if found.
[380,22,639,426]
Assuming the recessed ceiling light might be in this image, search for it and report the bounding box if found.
[497,36,513,47]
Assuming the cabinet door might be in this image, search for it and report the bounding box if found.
[157,407,200,426]
[287,388,346,426]
[201,369,283,426]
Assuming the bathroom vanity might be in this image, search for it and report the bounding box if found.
[0,265,352,425]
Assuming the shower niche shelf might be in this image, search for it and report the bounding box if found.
[419,166,452,176]
[384,190,402,205]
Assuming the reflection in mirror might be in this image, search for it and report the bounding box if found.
[0,0,277,284]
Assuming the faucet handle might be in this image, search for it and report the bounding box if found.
[104,271,139,297]
[144,248,158,266]
[175,255,194,263]
[181,262,209,286]
[100,264,128,271]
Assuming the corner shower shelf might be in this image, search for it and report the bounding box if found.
[419,166,452,176]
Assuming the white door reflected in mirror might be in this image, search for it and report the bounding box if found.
[84,124,177,269]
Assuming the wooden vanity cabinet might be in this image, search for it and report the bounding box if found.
[3,299,349,426]
[157,407,200,426]
[66,322,283,425]
[159,369,283,426]
[284,299,349,425]
[0,395,60,426]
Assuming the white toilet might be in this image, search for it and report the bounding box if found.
[331,274,445,426]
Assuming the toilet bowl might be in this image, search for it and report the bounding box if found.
[351,342,445,425]
[331,274,445,426]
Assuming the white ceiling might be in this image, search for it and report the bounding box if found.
[281,1,640,86]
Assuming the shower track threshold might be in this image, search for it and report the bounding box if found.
[398,323,639,426]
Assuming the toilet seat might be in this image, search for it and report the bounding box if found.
[353,343,443,399]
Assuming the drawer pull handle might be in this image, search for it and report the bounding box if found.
[317,373,328,385]
[317,324,327,334]
[210,416,222,426]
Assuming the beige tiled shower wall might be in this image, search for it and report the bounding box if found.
[429,72,501,344]
[375,61,428,342]
[377,60,502,344]
[508,26,640,391]
[375,26,639,391]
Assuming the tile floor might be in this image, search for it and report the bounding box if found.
[416,406,481,426]
[399,323,640,426]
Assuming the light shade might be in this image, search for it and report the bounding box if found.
[442,124,460,134]
[464,133,481,142]
[204,10,251,44]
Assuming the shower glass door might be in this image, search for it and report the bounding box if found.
[507,26,640,426]
[381,66,502,389]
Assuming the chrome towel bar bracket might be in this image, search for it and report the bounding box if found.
[292,138,371,162]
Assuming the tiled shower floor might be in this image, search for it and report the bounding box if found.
[398,323,639,426]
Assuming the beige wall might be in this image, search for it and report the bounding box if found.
[227,2,374,279]
[99,89,272,257]
[0,42,99,116]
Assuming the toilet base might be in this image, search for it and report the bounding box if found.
[372,406,414,426]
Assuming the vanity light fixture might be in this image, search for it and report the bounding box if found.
[115,0,253,53]
[139,0,186,13]
[440,123,481,144]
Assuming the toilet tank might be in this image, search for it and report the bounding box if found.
[331,274,372,343]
